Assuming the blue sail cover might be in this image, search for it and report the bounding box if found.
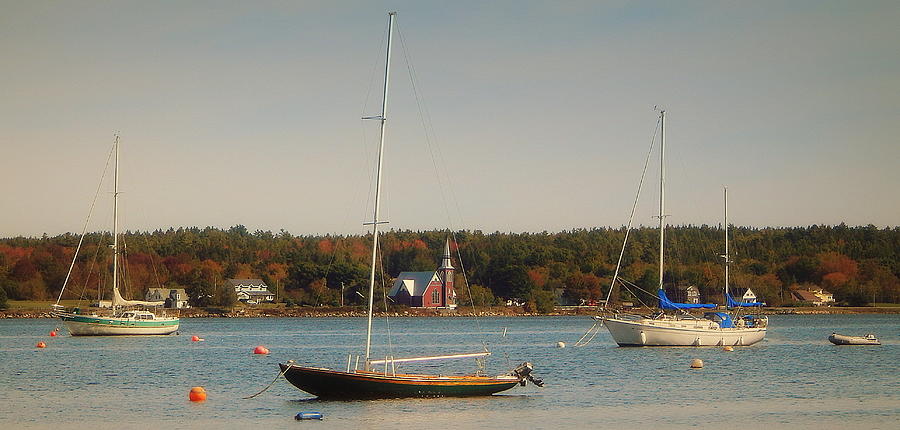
[657,289,717,310]
[726,293,765,308]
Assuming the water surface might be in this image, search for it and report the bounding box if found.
[1,315,897,429]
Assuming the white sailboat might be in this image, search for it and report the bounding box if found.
[597,110,767,347]
[52,135,179,336]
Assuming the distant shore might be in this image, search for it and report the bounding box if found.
[3,304,899,319]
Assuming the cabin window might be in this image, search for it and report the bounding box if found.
[432,289,440,304]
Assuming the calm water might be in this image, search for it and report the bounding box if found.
[1,315,898,429]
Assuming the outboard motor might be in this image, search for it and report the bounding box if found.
[511,362,544,387]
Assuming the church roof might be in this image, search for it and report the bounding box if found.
[439,238,454,270]
[388,271,438,297]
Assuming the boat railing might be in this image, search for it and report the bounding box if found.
[352,352,493,376]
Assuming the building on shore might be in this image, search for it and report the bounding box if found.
[226,279,275,304]
[387,239,457,309]
[664,285,702,304]
[145,288,190,308]
[730,287,761,304]
[790,287,835,306]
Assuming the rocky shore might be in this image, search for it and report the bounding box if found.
[3,305,899,319]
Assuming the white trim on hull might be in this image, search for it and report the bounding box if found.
[602,317,766,347]
[63,319,179,336]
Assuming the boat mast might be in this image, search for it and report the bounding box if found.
[658,110,666,292]
[724,186,729,297]
[112,134,120,314]
[364,12,396,368]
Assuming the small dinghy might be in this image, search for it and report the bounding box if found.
[828,332,881,345]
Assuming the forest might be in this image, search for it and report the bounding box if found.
[1,224,898,312]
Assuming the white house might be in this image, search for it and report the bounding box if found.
[730,287,760,303]
[226,279,275,304]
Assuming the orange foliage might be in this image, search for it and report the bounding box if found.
[0,244,32,263]
[526,267,548,288]
[317,239,334,255]
[266,263,289,283]
[232,263,255,279]
[822,272,850,288]
[817,252,857,280]
[257,249,273,261]
[349,239,369,261]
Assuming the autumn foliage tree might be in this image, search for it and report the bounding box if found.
[0,224,896,309]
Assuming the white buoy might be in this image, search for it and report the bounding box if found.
[556,341,566,348]
[690,358,704,369]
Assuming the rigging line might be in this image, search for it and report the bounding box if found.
[74,233,107,305]
[573,321,602,347]
[242,364,290,399]
[450,232,485,340]
[56,141,116,306]
[120,234,129,299]
[602,115,661,309]
[616,278,655,311]
[396,23,488,349]
[358,17,392,232]
[397,22,469,232]
[149,251,164,289]
[396,23,455,230]
[376,236,394,362]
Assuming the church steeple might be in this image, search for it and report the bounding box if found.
[439,238,454,270]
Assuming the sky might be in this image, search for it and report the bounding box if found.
[1,1,898,238]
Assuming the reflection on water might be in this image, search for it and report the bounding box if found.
[1,315,897,429]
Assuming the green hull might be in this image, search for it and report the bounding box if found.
[60,314,179,336]
[280,364,520,399]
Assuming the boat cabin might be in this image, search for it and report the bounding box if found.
[119,310,156,320]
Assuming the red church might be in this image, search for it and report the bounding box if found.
[387,239,457,308]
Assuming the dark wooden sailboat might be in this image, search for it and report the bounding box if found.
[280,12,540,399]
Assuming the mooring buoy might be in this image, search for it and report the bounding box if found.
[189,386,207,402]
[690,358,704,369]
[295,412,324,420]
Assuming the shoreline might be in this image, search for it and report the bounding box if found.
[3,305,899,319]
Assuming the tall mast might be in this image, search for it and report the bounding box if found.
[364,12,396,367]
[724,186,729,296]
[112,134,120,314]
[658,110,666,291]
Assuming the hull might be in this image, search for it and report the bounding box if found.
[280,364,520,399]
[828,333,880,345]
[60,314,179,336]
[601,316,766,347]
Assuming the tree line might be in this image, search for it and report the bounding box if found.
[0,224,897,311]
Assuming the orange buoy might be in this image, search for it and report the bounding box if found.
[189,386,207,402]
[253,345,270,355]
[49,331,58,337]
[191,335,201,342]
[36,341,47,348]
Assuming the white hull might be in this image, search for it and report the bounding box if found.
[601,316,766,347]
[62,318,179,336]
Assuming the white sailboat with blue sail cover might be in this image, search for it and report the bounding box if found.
[596,110,767,347]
